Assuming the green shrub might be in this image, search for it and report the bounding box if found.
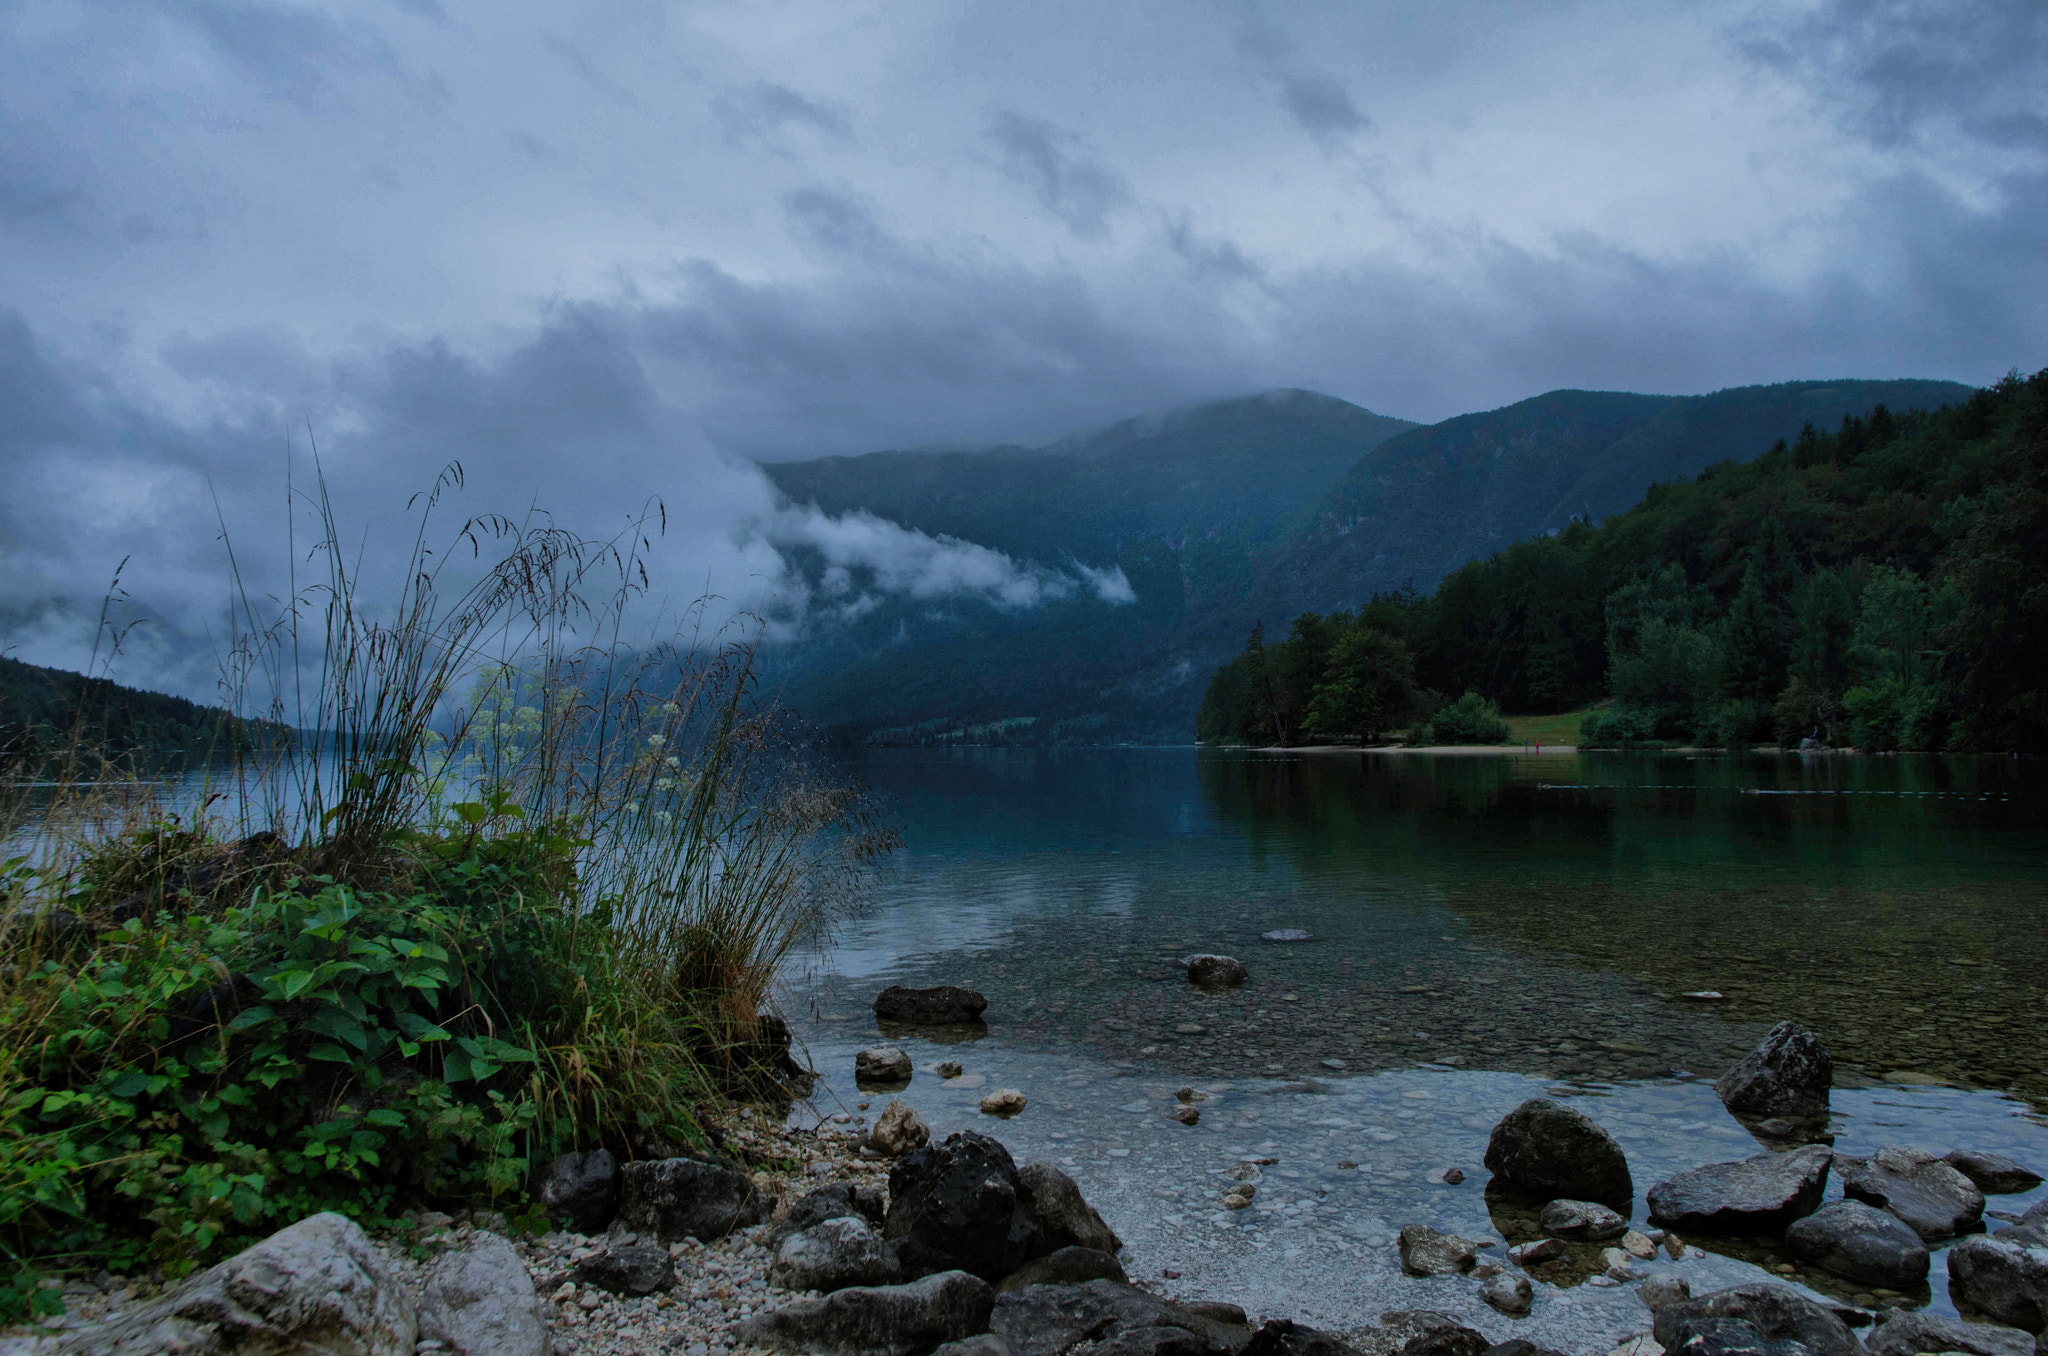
[1577,705,1661,747]
[1428,691,1512,744]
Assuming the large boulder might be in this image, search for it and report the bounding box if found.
[1651,1285,1861,1356]
[1483,1098,1634,1210]
[996,1247,1128,1293]
[1865,1312,2035,1356]
[1946,1151,2044,1196]
[738,1270,995,1356]
[875,985,990,1023]
[767,1182,888,1249]
[571,1243,677,1296]
[1947,1233,2048,1334]
[1246,1318,1362,1355]
[1841,1145,1986,1241]
[1186,955,1248,989]
[1715,1021,1833,1121]
[1647,1146,1832,1234]
[418,1230,549,1356]
[771,1216,904,1293]
[1019,1161,1123,1255]
[1665,1316,1811,1356]
[535,1147,618,1234]
[1784,1199,1930,1289]
[886,1131,1042,1282]
[618,1155,772,1243]
[42,1212,416,1355]
[989,1279,1250,1356]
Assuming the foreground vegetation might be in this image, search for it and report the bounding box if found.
[1200,367,2048,751]
[0,481,889,1318]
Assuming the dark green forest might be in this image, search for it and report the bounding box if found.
[0,655,276,775]
[1198,368,2048,752]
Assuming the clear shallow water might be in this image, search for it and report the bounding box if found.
[781,747,2048,1339]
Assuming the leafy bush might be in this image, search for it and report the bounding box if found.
[1576,705,1661,747]
[1428,690,1512,744]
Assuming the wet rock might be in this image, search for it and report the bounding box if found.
[1169,1105,1200,1126]
[875,984,990,1024]
[996,1246,1128,1293]
[1187,955,1249,988]
[536,1148,618,1234]
[421,1230,548,1356]
[1483,1098,1634,1210]
[1641,1277,1693,1312]
[1507,1239,1566,1268]
[1360,1312,1491,1356]
[1020,1160,1123,1255]
[1244,1317,1359,1356]
[770,1215,903,1293]
[1646,1146,1832,1234]
[1539,1199,1628,1241]
[1483,1273,1533,1317]
[1397,1223,1482,1276]
[617,1155,772,1243]
[1784,1199,1930,1289]
[886,1131,1041,1282]
[990,1278,1249,1356]
[982,1088,1028,1116]
[1946,1152,2044,1196]
[1946,1233,2048,1334]
[1652,1284,1863,1356]
[1666,1316,1809,1356]
[937,1061,966,1079]
[570,1242,678,1296]
[857,1045,915,1084]
[1715,1021,1833,1120]
[1176,1086,1205,1104]
[1483,1342,1572,1356]
[737,1269,995,1356]
[1865,1312,2036,1356]
[1623,1231,1658,1260]
[767,1182,888,1248]
[1841,1145,1986,1242]
[870,1098,931,1157]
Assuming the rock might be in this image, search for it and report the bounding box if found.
[1947,1152,2044,1196]
[41,1212,416,1355]
[770,1215,904,1293]
[570,1242,678,1296]
[1483,1273,1533,1317]
[1997,1222,2048,1248]
[1508,1239,1566,1267]
[1947,1233,2048,1334]
[937,1061,966,1079]
[982,1089,1028,1116]
[996,1247,1129,1293]
[1865,1312,2036,1356]
[1176,1086,1205,1104]
[1483,1098,1635,1210]
[419,1230,548,1356]
[1262,929,1316,943]
[1019,1161,1124,1255]
[1646,1146,1832,1234]
[1666,1316,1809,1356]
[990,1278,1251,1356]
[887,1131,1041,1282]
[857,1046,915,1084]
[1784,1199,1930,1289]
[1715,1021,1834,1120]
[1604,1248,1638,1281]
[1841,1145,1986,1241]
[871,1099,931,1157]
[1484,1343,1573,1356]
[875,984,990,1024]
[1170,1105,1200,1126]
[1398,1223,1482,1276]
[738,1269,995,1356]
[1186,954,1248,988]
[1539,1199,1629,1240]
[1652,1284,1863,1356]
[1362,1312,1491,1356]
[617,1156,772,1243]
[1641,1278,1693,1312]
[1604,1336,1665,1356]
[932,1338,1020,1356]
[1624,1231,1659,1259]
[768,1182,889,1248]
[536,1148,618,1234]
[1245,1317,1359,1355]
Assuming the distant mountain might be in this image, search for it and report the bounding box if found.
[0,654,276,773]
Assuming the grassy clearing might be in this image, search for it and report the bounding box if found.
[1502,708,1594,746]
[0,472,891,1317]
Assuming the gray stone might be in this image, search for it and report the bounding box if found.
[1715,1021,1834,1121]
[1539,1199,1628,1241]
[1481,1342,1572,1356]
[771,1215,904,1293]
[571,1241,676,1296]
[1652,1284,1863,1356]
[1646,1146,1832,1234]
[1187,955,1248,988]
[1019,1160,1124,1256]
[1785,1199,1930,1289]
[871,1098,931,1157]
[996,1246,1128,1293]
[1397,1224,1482,1276]
[2018,1199,2048,1227]
[1866,1312,2036,1356]
[1482,1273,1533,1317]
[1947,1152,2044,1196]
[857,1046,915,1084]
[990,1278,1251,1356]
[43,1212,415,1356]
[737,1269,995,1356]
[1947,1234,2048,1335]
[1087,1329,1208,1356]
[1483,1098,1634,1210]
[768,1182,889,1249]
[1361,1313,1491,1356]
[1842,1145,1986,1242]
[874,985,989,1024]
[1641,1277,1693,1312]
[1246,1317,1362,1355]
[618,1155,772,1243]
[1507,1239,1566,1267]
[1667,1316,1812,1356]
[886,1131,1041,1282]
[536,1148,618,1234]
[1996,1223,2048,1248]
[419,1230,548,1356]
[932,1338,1020,1356]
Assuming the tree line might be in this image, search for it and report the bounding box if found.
[1198,368,2048,751]
[0,656,279,775]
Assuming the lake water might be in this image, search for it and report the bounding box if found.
[781,748,2048,1344]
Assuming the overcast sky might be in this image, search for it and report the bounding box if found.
[3,0,2044,695]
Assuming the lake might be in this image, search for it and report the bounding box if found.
[782,747,2048,1343]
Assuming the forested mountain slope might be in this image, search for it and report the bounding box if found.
[0,655,276,773]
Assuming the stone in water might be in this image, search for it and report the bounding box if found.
[1261,929,1315,942]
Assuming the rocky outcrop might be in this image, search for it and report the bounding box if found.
[1482,1098,1634,1210]
[1646,1146,1831,1234]
[770,1215,904,1293]
[1784,1198,1930,1288]
[571,1243,677,1296]
[1537,1199,1627,1241]
[871,1098,931,1157]
[1186,955,1248,989]
[1714,1021,1833,1121]
[875,985,990,1024]
[1865,1312,2036,1356]
[886,1131,1043,1282]
[1947,1233,2048,1334]
[618,1155,772,1243]
[996,1247,1128,1293]
[536,1148,618,1234]
[1840,1145,1986,1241]
[738,1270,995,1356]
[1019,1161,1124,1255]
[418,1230,549,1356]
[1946,1151,2044,1195]
[1651,1284,1861,1356]
[1397,1224,1482,1276]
